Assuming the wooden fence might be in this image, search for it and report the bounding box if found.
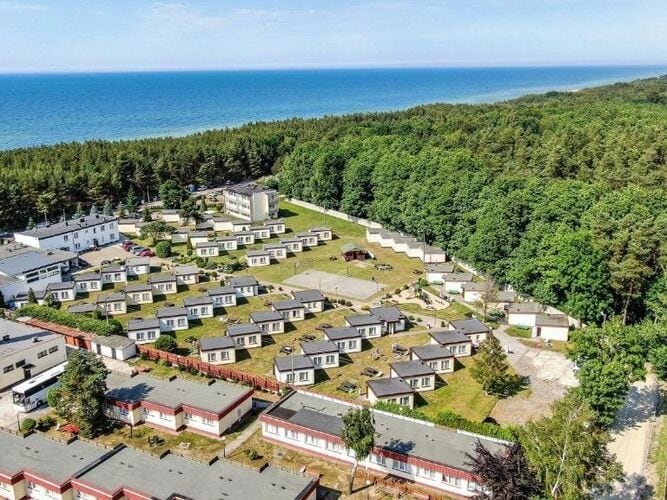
[137,345,283,393]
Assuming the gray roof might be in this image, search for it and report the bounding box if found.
[411,344,454,361]
[252,225,272,232]
[228,276,258,287]
[272,299,305,311]
[424,245,447,256]
[292,289,325,303]
[125,257,150,267]
[96,292,125,303]
[535,313,569,327]
[212,216,231,222]
[183,295,214,307]
[369,306,405,323]
[323,327,362,341]
[274,355,314,372]
[296,232,318,238]
[173,265,198,276]
[390,360,435,378]
[268,391,505,472]
[173,227,190,234]
[234,230,254,236]
[247,249,270,257]
[449,318,491,335]
[156,306,188,318]
[309,226,331,233]
[495,291,517,303]
[263,243,288,250]
[345,314,382,326]
[341,242,364,254]
[280,238,302,244]
[199,336,236,351]
[67,303,99,314]
[188,231,209,238]
[0,430,107,485]
[266,219,285,226]
[250,310,284,323]
[224,182,276,196]
[15,214,117,240]
[127,318,160,331]
[367,377,414,397]
[100,264,126,273]
[508,302,543,314]
[105,372,249,415]
[124,282,152,293]
[46,281,75,291]
[196,240,218,248]
[443,272,474,282]
[215,235,236,242]
[0,319,59,358]
[461,281,485,292]
[73,271,101,282]
[425,263,455,273]
[149,272,177,284]
[207,285,236,296]
[92,334,135,350]
[15,289,46,301]
[196,221,215,230]
[227,323,262,337]
[429,329,471,345]
[300,340,339,355]
[0,245,76,276]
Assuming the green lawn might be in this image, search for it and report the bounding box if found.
[505,325,533,339]
[398,301,473,324]
[650,385,667,500]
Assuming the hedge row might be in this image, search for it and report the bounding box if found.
[18,304,123,336]
[374,402,515,442]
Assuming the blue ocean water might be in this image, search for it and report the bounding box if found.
[0,66,665,150]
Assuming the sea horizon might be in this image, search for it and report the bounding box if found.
[1,64,665,151]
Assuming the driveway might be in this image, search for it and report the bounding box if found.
[0,387,50,430]
[77,244,164,271]
[490,325,578,425]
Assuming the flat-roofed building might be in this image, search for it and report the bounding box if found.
[207,285,237,308]
[0,318,67,390]
[264,243,288,260]
[105,372,253,437]
[272,299,306,322]
[266,219,286,234]
[227,323,262,349]
[125,256,150,276]
[196,240,219,257]
[344,314,382,338]
[250,310,285,334]
[442,273,474,295]
[73,271,103,294]
[100,264,127,284]
[251,226,272,240]
[280,237,304,253]
[309,227,333,241]
[228,276,259,297]
[506,302,544,327]
[96,292,127,315]
[300,340,340,369]
[14,214,118,252]
[235,230,256,246]
[216,235,238,252]
[296,232,319,248]
[369,306,406,334]
[124,282,153,304]
[424,263,456,283]
[366,378,414,407]
[91,335,136,361]
[170,227,190,244]
[148,272,178,295]
[246,249,271,267]
[389,360,436,392]
[127,318,161,344]
[448,318,491,345]
[273,355,314,385]
[291,289,326,313]
[261,390,503,497]
[410,344,455,374]
[533,313,570,341]
[222,182,279,222]
[199,336,236,365]
[156,306,189,332]
[461,282,485,303]
[45,281,76,302]
[173,264,199,285]
[323,327,362,353]
[183,295,214,319]
[428,329,473,357]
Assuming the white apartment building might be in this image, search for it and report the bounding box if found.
[0,319,67,390]
[222,183,279,222]
[14,214,118,253]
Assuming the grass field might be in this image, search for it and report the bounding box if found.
[505,325,533,338]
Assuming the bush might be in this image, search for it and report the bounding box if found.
[37,415,56,431]
[245,449,260,460]
[360,305,370,311]
[155,241,172,258]
[18,304,122,335]
[20,418,36,432]
[345,300,352,307]
[46,387,59,408]
[155,335,178,353]
[159,359,172,367]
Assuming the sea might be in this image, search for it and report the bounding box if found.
[0,65,665,150]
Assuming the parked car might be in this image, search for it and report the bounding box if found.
[121,241,135,251]
[131,246,146,255]
[139,249,155,257]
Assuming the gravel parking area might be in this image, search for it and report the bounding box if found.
[283,270,387,300]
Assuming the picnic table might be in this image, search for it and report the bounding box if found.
[337,380,358,393]
[315,323,332,331]
[360,367,382,378]
[299,334,317,342]
[279,345,293,355]
[392,343,409,356]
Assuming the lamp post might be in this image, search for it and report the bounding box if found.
[222,436,227,458]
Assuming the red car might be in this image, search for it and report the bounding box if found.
[121,240,135,251]
[139,249,155,257]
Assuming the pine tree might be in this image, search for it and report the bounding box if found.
[470,334,512,395]
[141,206,152,222]
[124,186,139,213]
[27,217,35,229]
[89,204,98,216]
[102,199,113,216]
[27,288,37,304]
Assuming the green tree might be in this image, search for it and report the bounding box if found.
[123,186,139,213]
[27,217,35,229]
[155,241,172,258]
[469,334,513,396]
[340,407,375,494]
[577,359,630,427]
[36,192,57,224]
[141,205,152,222]
[520,390,622,499]
[155,335,178,353]
[142,220,174,246]
[27,288,37,304]
[179,196,203,225]
[74,202,85,218]
[50,350,109,438]
[159,180,185,209]
[650,345,667,380]
[102,198,113,216]
[89,203,98,215]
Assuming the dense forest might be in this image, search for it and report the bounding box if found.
[1,76,665,325]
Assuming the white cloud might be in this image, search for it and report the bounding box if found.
[0,1,46,11]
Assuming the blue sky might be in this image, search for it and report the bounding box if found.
[0,0,665,73]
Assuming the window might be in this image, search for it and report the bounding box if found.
[113,303,122,311]
[75,243,81,249]
[220,351,229,360]
[325,355,336,365]
[37,350,48,359]
[118,406,129,416]
[421,377,432,387]
[3,365,14,373]
[166,319,174,327]
[467,481,481,492]
[265,423,279,434]
[443,475,462,487]
[349,340,357,349]
[202,417,214,426]
[409,379,418,388]
[285,373,294,383]
[458,345,466,354]
[417,467,435,479]
[286,429,299,440]
[392,459,408,472]
[147,331,156,340]
[337,341,344,349]
[177,318,186,327]
[48,345,59,354]
[236,337,245,346]
[298,371,309,382]
[305,434,318,446]
[159,412,170,420]
[184,412,193,421]
[441,359,451,370]
[63,235,69,241]
[326,441,343,453]
[136,332,146,341]
[249,335,257,345]
[90,282,98,289]
[373,454,386,466]
[312,356,322,366]
[207,352,217,362]
[73,232,79,238]
[368,327,377,336]
[399,396,410,406]
[15,359,26,368]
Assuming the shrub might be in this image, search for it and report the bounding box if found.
[20,418,36,432]
[155,241,172,258]
[140,351,149,361]
[345,300,352,307]
[155,335,178,353]
[37,415,56,431]
[17,304,121,335]
[46,387,59,408]
[245,449,260,460]
[360,305,370,311]
[159,359,172,367]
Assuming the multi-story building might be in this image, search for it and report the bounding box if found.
[14,214,118,252]
[222,183,279,222]
[0,243,77,302]
[261,390,503,497]
[0,319,67,390]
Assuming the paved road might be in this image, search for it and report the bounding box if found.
[604,374,660,498]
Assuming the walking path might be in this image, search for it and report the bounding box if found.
[224,419,261,456]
